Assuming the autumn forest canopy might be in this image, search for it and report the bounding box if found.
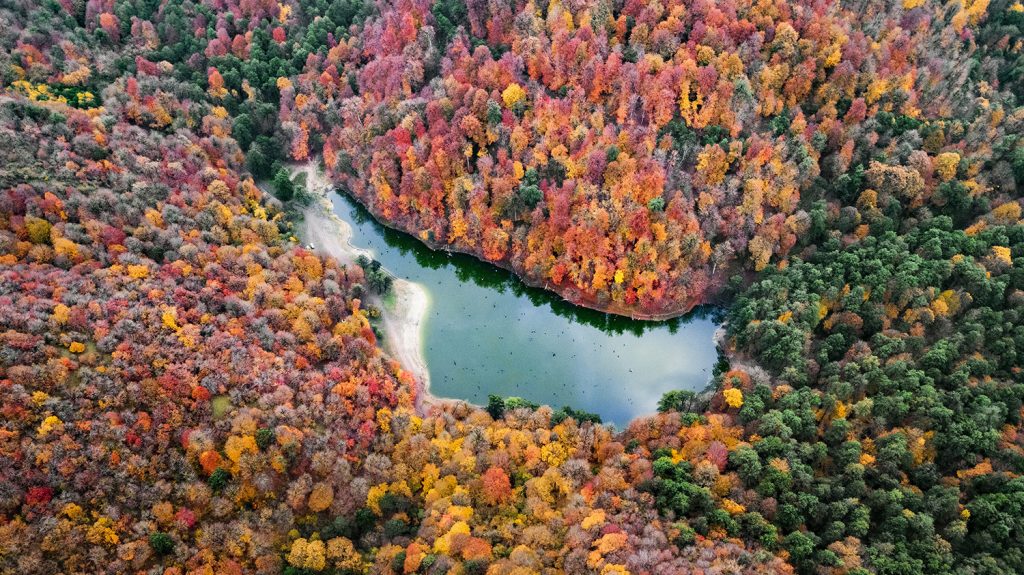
[1,0,1024,573]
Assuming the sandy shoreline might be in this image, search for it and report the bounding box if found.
[294,161,433,402]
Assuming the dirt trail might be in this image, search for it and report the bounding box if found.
[295,162,432,398]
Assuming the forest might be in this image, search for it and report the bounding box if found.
[0,0,1023,574]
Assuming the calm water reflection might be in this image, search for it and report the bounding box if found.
[329,191,721,427]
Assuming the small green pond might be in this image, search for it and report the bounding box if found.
[329,192,721,427]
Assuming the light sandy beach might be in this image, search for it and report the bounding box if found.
[294,162,433,399]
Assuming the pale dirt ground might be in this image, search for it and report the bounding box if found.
[294,162,433,400]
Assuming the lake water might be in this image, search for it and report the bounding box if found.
[328,191,721,427]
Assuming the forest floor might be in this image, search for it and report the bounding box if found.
[295,161,434,405]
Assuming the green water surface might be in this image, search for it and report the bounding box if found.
[328,192,721,427]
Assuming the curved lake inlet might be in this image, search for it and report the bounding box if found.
[328,191,721,427]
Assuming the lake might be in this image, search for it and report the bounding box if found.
[328,191,721,427]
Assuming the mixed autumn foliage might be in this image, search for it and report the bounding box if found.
[1,0,1024,574]
[287,0,1021,317]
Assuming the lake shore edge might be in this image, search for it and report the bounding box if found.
[295,161,438,409]
[324,173,711,322]
[298,160,724,424]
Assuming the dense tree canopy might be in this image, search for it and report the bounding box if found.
[282,0,1022,318]
[0,0,1022,573]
